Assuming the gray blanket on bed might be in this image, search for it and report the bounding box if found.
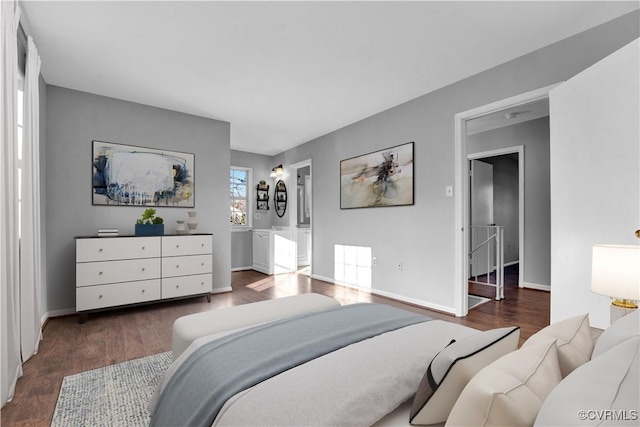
[150,303,430,427]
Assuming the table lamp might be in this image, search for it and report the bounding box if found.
[591,244,640,323]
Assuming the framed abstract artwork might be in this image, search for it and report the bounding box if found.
[92,140,195,207]
[340,141,414,209]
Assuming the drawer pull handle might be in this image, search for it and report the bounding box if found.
[142,267,146,272]
[142,289,145,293]
[176,285,180,289]
[201,243,204,247]
[142,246,146,250]
[98,271,103,276]
[99,295,103,299]
[201,262,204,266]
[99,248,103,252]
[176,265,180,269]
[201,282,204,285]
[176,244,180,248]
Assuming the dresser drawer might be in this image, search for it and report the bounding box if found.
[162,254,212,277]
[162,235,212,257]
[76,237,160,262]
[162,274,212,299]
[76,258,161,287]
[76,279,161,311]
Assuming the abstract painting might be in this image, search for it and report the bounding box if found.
[92,140,195,207]
[340,142,414,209]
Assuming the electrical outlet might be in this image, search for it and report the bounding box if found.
[445,185,453,197]
[254,213,260,220]
[372,257,377,266]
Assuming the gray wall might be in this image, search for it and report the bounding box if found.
[268,12,638,312]
[491,156,519,264]
[472,155,519,265]
[468,118,551,287]
[45,86,231,312]
[230,149,274,269]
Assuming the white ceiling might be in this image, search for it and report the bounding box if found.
[20,1,639,156]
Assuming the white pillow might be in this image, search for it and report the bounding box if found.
[409,327,520,426]
[535,336,640,426]
[445,339,562,427]
[522,314,593,377]
[592,309,639,358]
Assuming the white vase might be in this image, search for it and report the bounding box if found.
[176,220,187,235]
[187,211,198,234]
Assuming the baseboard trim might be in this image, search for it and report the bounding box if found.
[41,308,76,324]
[231,266,252,272]
[523,282,550,292]
[311,274,456,315]
[211,286,233,294]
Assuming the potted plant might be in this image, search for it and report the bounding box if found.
[135,208,164,236]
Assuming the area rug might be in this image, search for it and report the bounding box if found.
[468,294,491,310]
[51,351,172,427]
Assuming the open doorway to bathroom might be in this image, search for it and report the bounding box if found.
[290,159,312,276]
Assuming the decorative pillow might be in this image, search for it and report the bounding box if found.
[409,326,520,425]
[592,309,639,358]
[522,314,593,377]
[445,339,562,427]
[535,336,640,426]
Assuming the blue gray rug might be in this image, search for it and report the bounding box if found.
[51,351,172,427]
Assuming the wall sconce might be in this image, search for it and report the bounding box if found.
[270,164,284,178]
[591,244,640,322]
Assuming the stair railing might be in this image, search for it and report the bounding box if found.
[469,225,504,300]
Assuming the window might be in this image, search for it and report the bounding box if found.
[17,83,23,237]
[230,167,251,228]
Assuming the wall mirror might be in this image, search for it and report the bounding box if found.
[274,179,287,218]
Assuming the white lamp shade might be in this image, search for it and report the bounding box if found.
[591,244,640,300]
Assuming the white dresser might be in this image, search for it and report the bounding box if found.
[75,234,213,322]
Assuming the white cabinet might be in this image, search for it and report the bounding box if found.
[252,229,296,275]
[252,230,271,273]
[297,228,311,266]
[75,234,213,321]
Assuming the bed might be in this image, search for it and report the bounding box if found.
[148,299,520,427]
[150,296,639,427]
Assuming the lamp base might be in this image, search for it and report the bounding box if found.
[611,299,638,309]
[611,302,637,324]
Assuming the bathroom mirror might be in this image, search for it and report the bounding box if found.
[274,179,287,217]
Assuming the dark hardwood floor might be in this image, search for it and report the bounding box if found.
[1,266,548,426]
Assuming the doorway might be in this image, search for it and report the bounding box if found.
[289,159,312,276]
[468,149,524,306]
[454,84,556,316]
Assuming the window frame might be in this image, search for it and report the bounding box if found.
[230,166,252,231]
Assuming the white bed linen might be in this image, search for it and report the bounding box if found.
[211,320,477,426]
